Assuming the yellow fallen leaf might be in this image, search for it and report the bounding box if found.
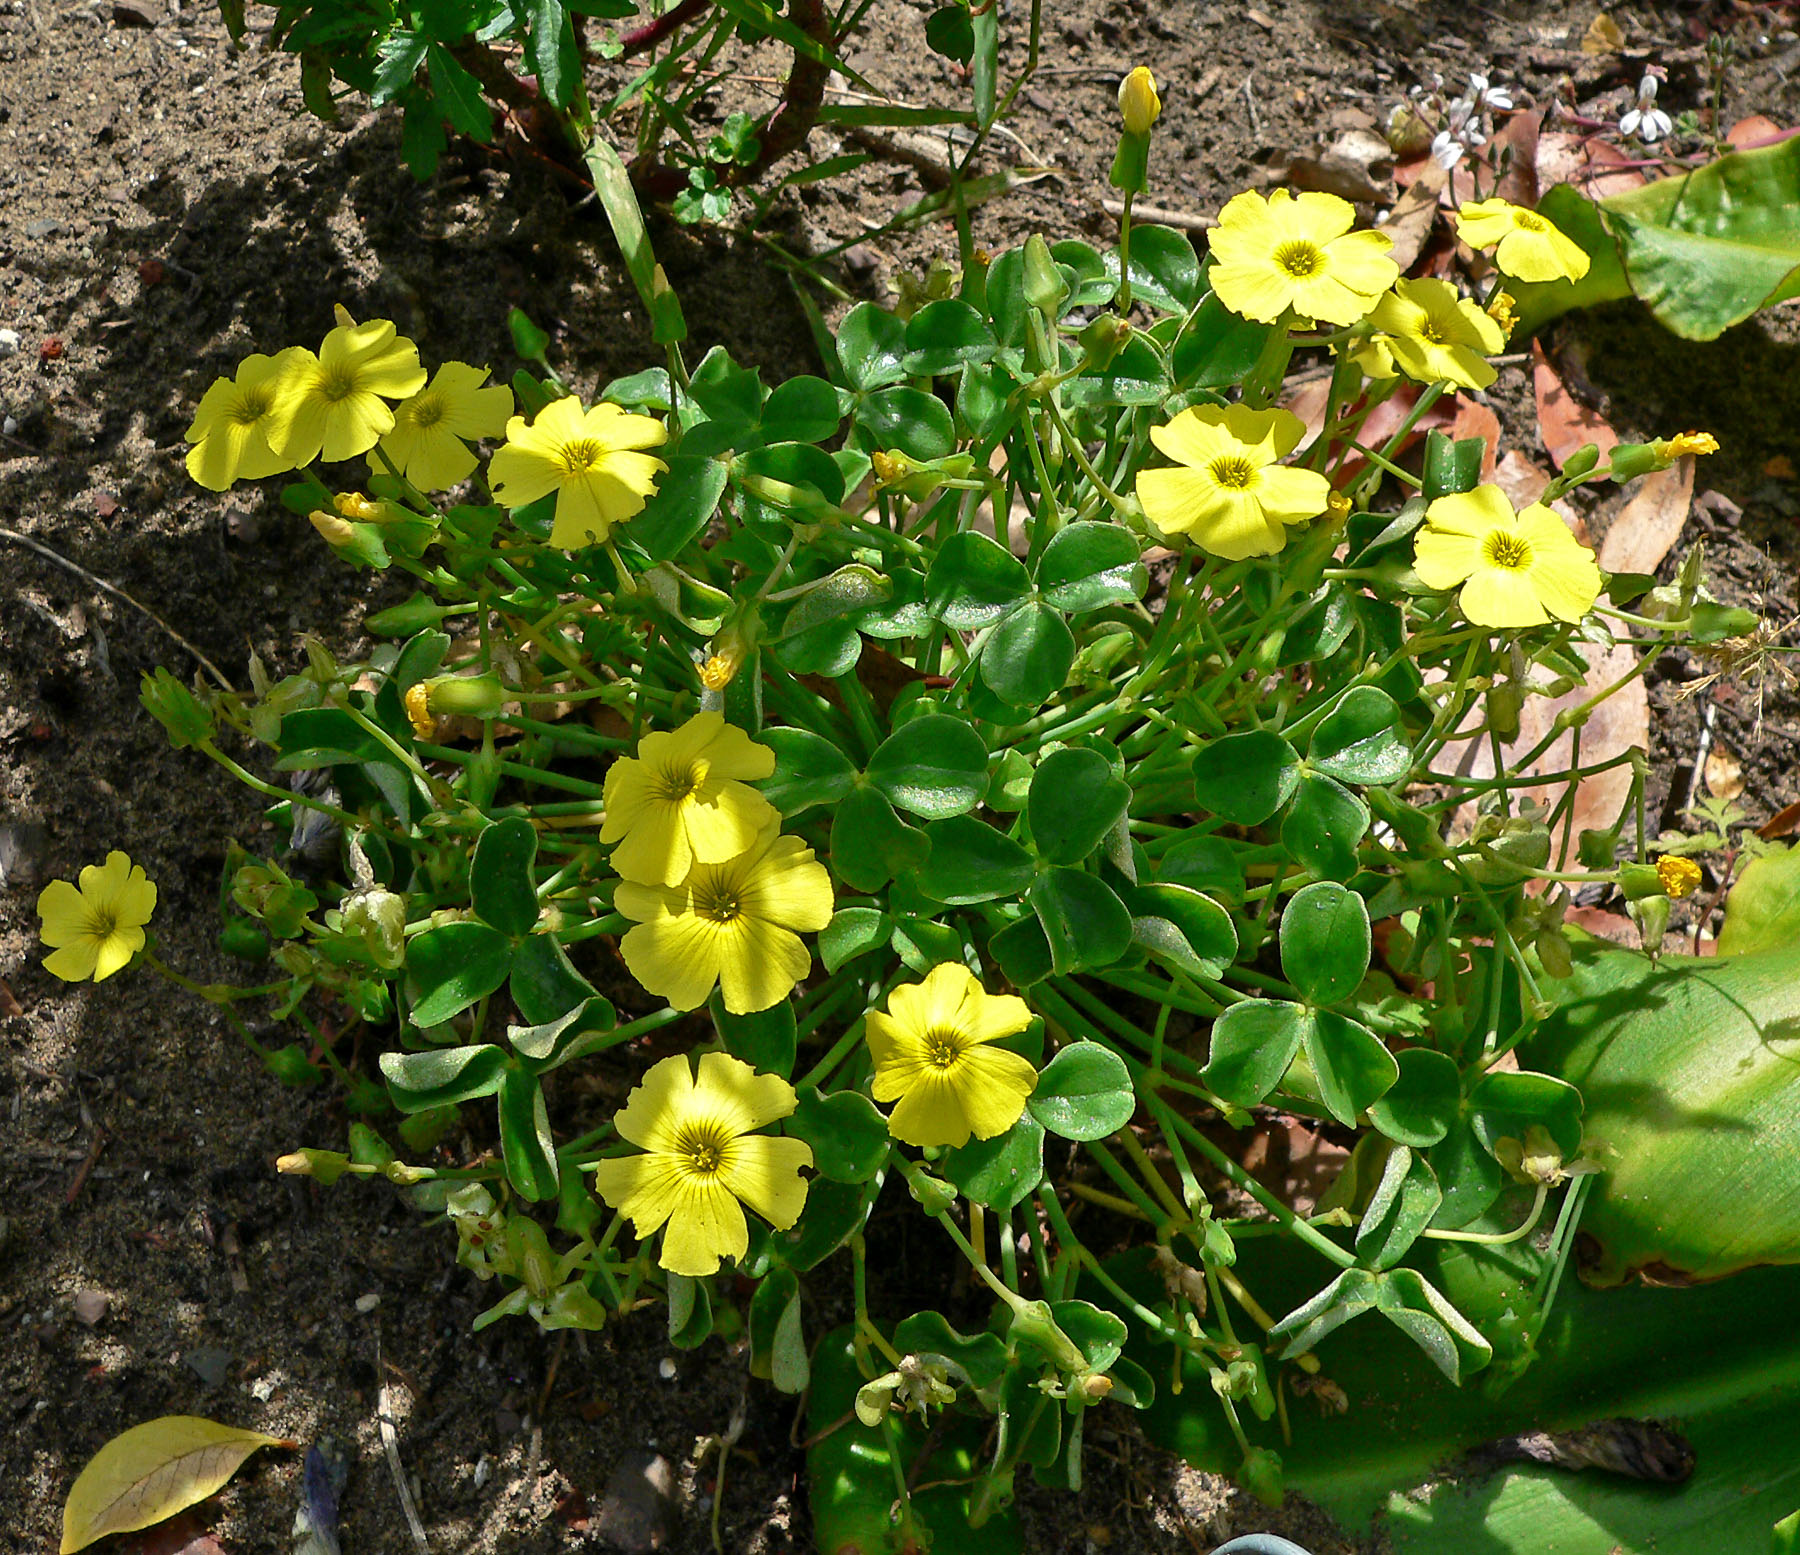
[1582,13,1624,53]
[61,1415,293,1553]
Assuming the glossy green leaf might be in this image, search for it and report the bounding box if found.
[1305,1008,1398,1127]
[819,906,890,973]
[1367,1048,1460,1148]
[902,299,996,375]
[1716,841,1800,956]
[1103,225,1202,313]
[1467,1068,1584,1161]
[774,565,889,677]
[1172,287,1273,388]
[756,726,857,816]
[1049,239,1117,307]
[982,600,1074,709]
[1030,869,1133,974]
[498,1063,559,1200]
[380,1043,507,1111]
[631,449,729,562]
[687,344,764,439]
[1029,1041,1134,1142]
[916,815,1035,905]
[830,784,931,892]
[836,301,909,390]
[944,1112,1045,1211]
[893,1310,1009,1389]
[990,912,1055,987]
[406,921,512,1026]
[274,707,391,769]
[889,913,964,975]
[1269,1264,1490,1385]
[1355,1146,1442,1271]
[772,1176,878,1272]
[865,715,988,819]
[1203,999,1306,1107]
[710,992,797,1078]
[1192,730,1300,825]
[1421,430,1486,502]
[1309,687,1413,786]
[761,375,844,443]
[857,386,957,461]
[1280,880,1371,1007]
[1158,833,1246,902]
[1036,522,1148,613]
[1028,747,1130,867]
[749,1264,808,1392]
[667,1270,713,1348]
[1283,772,1369,882]
[1125,882,1239,979]
[470,816,539,937]
[793,1087,889,1182]
[927,530,1031,629]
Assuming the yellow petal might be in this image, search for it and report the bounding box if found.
[1458,566,1550,628]
[1251,464,1331,526]
[1412,526,1485,590]
[1149,408,1233,469]
[682,782,778,868]
[548,474,614,549]
[658,1177,749,1276]
[609,805,692,888]
[699,718,778,782]
[486,436,563,511]
[609,1052,696,1153]
[1190,491,1290,561]
[715,915,811,1015]
[1424,485,1515,540]
[592,1151,682,1235]
[620,914,724,1011]
[721,1134,812,1229]
[1208,258,1299,324]
[91,922,146,982]
[587,400,671,452]
[614,877,681,924]
[691,1050,800,1135]
[1517,505,1601,621]
[1136,465,1214,539]
[952,1045,1039,1140]
[35,878,90,946]
[886,1069,974,1148]
[44,940,101,982]
[319,392,395,463]
[739,833,835,933]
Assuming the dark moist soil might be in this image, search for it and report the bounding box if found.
[4,1,1798,1551]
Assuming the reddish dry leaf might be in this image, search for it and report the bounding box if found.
[1283,380,1459,486]
[1726,115,1796,150]
[1535,132,1646,201]
[1533,341,1619,471]
[1757,802,1800,841]
[1597,460,1694,576]
[1493,110,1543,209]
[1448,399,1501,483]
[0,979,21,1017]
[1565,906,1639,946]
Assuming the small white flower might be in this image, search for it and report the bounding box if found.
[1468,72,1514,112]
[1432,130,1468,170]
[1620,74,1672,142]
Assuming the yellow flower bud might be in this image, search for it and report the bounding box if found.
[308,508,357,546]
[334,491,383,521]
[871,450,914,487]
[1119,67,1162,136]
[1486,290,1518,339]
[403,681,434,739]
[1656,855,1702,899]
[1662,431,1718,461]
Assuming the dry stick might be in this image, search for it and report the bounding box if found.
[1100,198,1215,233]
[65,1125,106,1207]
[0,526,235,692]
[375,1328,432,1555]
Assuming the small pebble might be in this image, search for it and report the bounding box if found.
[2,417,17,437]
[594,1452,677,1554]
[72,1289,109,1326]
[354,1292,381,1314]
[0,327,19,357]
[657,1358,677,1380]
[24,219,59,239]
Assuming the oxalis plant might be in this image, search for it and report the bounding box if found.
[41,67,1763,1546]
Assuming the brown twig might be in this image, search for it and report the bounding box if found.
[66,1126,106,1207]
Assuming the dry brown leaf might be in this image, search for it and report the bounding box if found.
[1704,745,1745,801]
[1758,801,1800,840]
[1726,115,1788,150]
[61,1417,292,1554]
[1493,110,1543,210]
[1448,400,1501,484]
[1533,341,1619,471]
[1380,161,1447,274]
[1597,459,1694,576]
[1581,13,1625,53]
[1535,132,1647,201]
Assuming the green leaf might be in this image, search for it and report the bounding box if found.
[1420,429,1484,502]
[1308,687,1413,786]
[688,344,765,440]
[772,1176,878,1272]
[507,994,615,1068]
[667,1271,713,1347]
[631,450,728,562]
[890,914,963,975]
[1036,522,1147,613]
[1030,870,1133,974]
[1191,730,1300,825]
[916,816,1035,905]
[1305,1009,1398,1127]
[407,922,513,1026]
[1279,880,1371,1007]
[1158,834,1246,902]
[470,816,539,937]
[990,912,1055,987]
[774,564,889,676]
[857,386,956,461]
[1050,239,1118,307]
[836,302,909,391]
[274,707,391,769]
[1355,1146,1442,1271]
[982,600,1074,709]
[830,784,930,892]
[372,30,428,102]
[923,2,973,62]
[1029,1042,1134,1141]
[865,716,988,820]
[1283,773,1369,882]
[761,375,844,443]
[1172,287,1273,388]
[1367,1048,1460,1148]
[1467,1068,1584,1161]
[1028,747,1130,867]
[498,1063,559,1200]
[1103,225,1202,313]
[522,0,580,106]
[793,1087,889,1182]
[380,1044,508,1111]
[711,992,797,1078]
[1268,1265,1490,1386]
[426,41,491,140]
[944,1113,1045,1211]
[756,726,857,816]
[927,530,1030,629]
[1125,883,1239,979]
[1716,842,1800,956]
[820,907,890,973]
[902,299,996,376]
[1203,999,1307,1107]
[892,1311,1009,1389]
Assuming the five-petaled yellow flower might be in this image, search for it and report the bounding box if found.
[36,851,157,983]
[184,352,298,491]
[1365,277,1506,391]
[268,307,428,465]
[1414,485,1602,629]
[1208,188,1398,325]
[592,1051,812,1277]
[602,712,779,887]
[1455,199,1591,284]
[373,362,513,491]
[616,821,833,1014]
[867,963,1038,1149]
[488,396,669,551]
[1136,403,1332,560]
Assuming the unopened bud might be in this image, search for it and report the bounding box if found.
[423,673,506,720]
[1118,67,1162,136]
[1022,234,1068,316]
[334,491,383,521]
[277,1148,351,1185]
[309,509,356,546]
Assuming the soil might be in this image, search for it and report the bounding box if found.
[3,0,1798,1551]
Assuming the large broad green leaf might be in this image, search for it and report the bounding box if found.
[1511,138,1800,340]
[1715,841,1800,957]
[1520,936,1800,1284]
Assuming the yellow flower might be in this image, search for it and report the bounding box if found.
[592,1051,812,1277]
[601,712,779,886]
[1135,403,1332,560]
[335,491,383,520]
[866,963,1037,1149]
[373,362,513,491]
[1208,188,1398,325]
[183,352,298,491]
[1487,290,1519,339]
[1455,199,1591,283]
[1663,431,1718,460]
[1657,856,1702,899]
[1119,67,1162,135]
[268,308,428,464]
[616,822,833,1014]
[1366,277,1506,391]
[36,851,157,982]
[1414,485,1602,628]
[403,682,434,740]
[487,396,669,551]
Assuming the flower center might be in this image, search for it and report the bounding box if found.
[922,1027,966,1070]
[560,438,604,476]
[1273,240,1324,279]
[675,1123,732,1177]
[1418,316,1449,346]
[1482,529,1534,572]
[232,387,273,427]
[320,365,358,405]
[1208,455,1257,491]
[1512,210,1548,232]
[408,392,446,429]
[694,878,744,925]
[86,906,121,942]
[653,758,706,805]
